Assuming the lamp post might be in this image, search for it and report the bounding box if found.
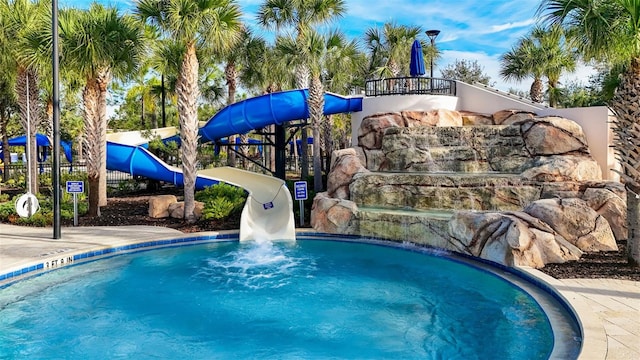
[425,29,440,92]
[52,0,61,239]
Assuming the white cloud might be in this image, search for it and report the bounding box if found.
[487,19,536,34]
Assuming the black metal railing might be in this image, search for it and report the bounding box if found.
[365,77,456,97]
[1,163,134,186]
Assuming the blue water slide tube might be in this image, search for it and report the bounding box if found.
[106,141,220,190]
[199,89,362,142]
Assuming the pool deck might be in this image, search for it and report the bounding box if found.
[1,223,638,360]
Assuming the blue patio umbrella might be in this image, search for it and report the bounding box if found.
[409,39,426,77]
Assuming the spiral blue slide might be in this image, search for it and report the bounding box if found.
[199,89,362,142]
[105,89,362,241]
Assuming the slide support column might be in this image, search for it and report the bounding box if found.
[275,124,286,180]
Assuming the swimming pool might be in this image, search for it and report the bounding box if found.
[0,235,581,359]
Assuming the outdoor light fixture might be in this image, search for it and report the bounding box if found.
[425,29,440,91]
[52,0,61,239]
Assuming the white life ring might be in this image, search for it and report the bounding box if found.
[15,193,40,218]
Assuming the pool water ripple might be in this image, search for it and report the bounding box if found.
[0,238,577,359]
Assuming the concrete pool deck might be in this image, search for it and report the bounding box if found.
[0,223,638,359]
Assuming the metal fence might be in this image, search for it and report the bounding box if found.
[1,157,317,187]
[1,163,134,186]
[365,77,456,97]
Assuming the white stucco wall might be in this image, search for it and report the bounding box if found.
[352,81,617,180]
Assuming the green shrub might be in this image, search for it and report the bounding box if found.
[195,183,247,220]
[0,201,15,221]
[201,198,237,220]
[0,193,88,225]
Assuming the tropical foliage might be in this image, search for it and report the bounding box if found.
[62,3,144,216]
[136,0,243,222]
[539,0,640,265]
[0,0,626,234]
[499,24,576,106]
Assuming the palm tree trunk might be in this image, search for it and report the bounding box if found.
[627,192,640,266]
[177,43,200,223]
[45,100,53,145]
[297,63,310,180]
[97,68,111,207]
[0,108,11,182]
[610,57,640,266]
[83,79,102,217]
[323,114,334,175]
[301,126,309,179]
[1,109,10,182]
[16,67,41,195]
[530,77,544,103]
[226,61,237,167]
[309,76,324,192]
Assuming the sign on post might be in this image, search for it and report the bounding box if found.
[66,181,84,193]
[294,181,308,200]
[66,181,84,226]
[294,181,307,226]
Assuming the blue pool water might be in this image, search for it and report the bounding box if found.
[0,238,572,359]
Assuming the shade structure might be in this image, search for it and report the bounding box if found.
[409,39,426,77]
[3,133,73,162]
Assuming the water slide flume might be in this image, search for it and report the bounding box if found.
[199,89,362,141]
[106,89,362,241]
[106,128,295,242]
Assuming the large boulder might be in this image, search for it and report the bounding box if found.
[168,201,205,219]
[521,116,590,156]
[582,186,628,241]
[401,109,462,127]
[493,109,536,125]
[357,110,464,151]
[358,113,404,150]
[448,210,582,268]
[327,148,369,199]
[521,155,602,182]
[148,195,178,218]
[524,198,618,251]
[311,192,358,234]
[459,110,494,125]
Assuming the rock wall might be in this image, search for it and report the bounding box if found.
[311,108,625,269]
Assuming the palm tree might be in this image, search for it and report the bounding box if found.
[276,28,359,191]
[538,0,640,265]
[147,38,184,128]
[0,0,49,195]
[258,0,346,181]
[533,25,576,106]
[500,24,576,106]
[0,64,18,182]
[365,22,423,78]
[136,0,243,222]
[322,30,363,173]
[500,35,546,103]
[0,6,18,182]
[224,27,254,168]
[276,29,327,191]
[62,4,144,216]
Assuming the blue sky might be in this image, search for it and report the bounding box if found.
[61,0,594,93]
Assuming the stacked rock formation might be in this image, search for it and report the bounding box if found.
[311,109,624,268]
